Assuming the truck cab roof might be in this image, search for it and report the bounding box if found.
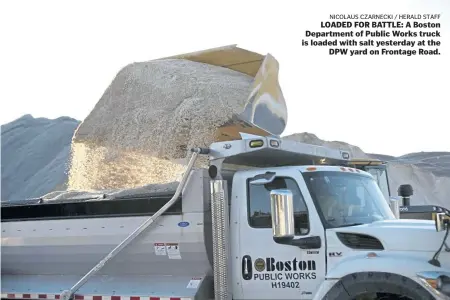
[209,136,352,168]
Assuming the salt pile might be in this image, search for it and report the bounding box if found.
[387,162,450,208]
[1,115,80,201]
[68,59,254,191]
[283,132,368,159]
[2,115,449,206]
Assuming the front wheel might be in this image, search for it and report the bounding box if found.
[322,272,434,300]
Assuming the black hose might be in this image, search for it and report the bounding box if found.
[429,220,450,267]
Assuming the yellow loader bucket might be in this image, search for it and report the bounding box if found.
[162,44,288,141]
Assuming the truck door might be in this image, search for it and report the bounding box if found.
[231,169,326,300]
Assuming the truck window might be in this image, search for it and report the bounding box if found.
[247,177,309,235]
[302,171,395,228]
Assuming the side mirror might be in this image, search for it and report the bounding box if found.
[270,189,295,243]
[435,212,446,232]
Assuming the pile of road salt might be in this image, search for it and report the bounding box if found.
[68,59,253,192]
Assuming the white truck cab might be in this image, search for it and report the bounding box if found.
[230,165,387,299]
[208,137,450,300]
[2,136,450,300]
[228,164,449,299]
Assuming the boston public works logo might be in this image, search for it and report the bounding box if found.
[241,255,316,281]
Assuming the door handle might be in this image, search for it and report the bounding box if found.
[241,255,253,280]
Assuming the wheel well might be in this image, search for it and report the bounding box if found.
[323,271,435,300]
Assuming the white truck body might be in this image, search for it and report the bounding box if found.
[2,137,450,300]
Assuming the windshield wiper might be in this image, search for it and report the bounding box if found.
[334,223,364,228]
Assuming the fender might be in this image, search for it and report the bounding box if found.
[316,272,435,300]
[326,252,442,279]
[313,252,440,300]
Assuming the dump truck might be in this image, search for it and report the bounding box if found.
[2,45,450,300]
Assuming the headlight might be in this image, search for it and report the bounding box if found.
[417,271,450,298]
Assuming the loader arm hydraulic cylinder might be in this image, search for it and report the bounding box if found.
[60,148,207,300]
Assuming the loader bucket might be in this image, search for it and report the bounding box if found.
[162,44,288,141]
[67,45,288,190]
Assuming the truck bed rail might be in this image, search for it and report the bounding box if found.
[1,193,181,222]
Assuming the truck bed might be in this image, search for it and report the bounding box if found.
[1,169,213,300]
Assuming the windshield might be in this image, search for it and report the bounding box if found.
[302,171,395,228]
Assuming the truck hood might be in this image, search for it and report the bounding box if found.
[330,219,447,252]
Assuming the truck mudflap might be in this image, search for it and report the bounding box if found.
[1,274,212,300]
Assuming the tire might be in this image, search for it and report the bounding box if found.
[322,272,435,300]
